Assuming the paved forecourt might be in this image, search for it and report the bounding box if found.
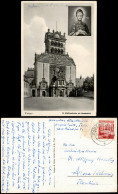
[24,97,94,111]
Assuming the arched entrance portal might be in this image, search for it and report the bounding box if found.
[60,90,64,97]
[42,91,46,97]
[32,90,35,97]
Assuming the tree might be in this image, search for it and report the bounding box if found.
[77,87,83,96]
[83,75,94,91]
[69,88,76,97]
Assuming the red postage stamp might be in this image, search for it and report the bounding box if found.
[98,120,114,139]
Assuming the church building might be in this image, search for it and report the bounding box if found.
[24,29,76,97]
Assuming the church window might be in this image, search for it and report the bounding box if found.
[60,43,63,47]
[58,42,60,47]
[55,42,57,46]
[61,50,63,54]
[51,47,54,53]
[55,48,57,53]
[51,41,54,45]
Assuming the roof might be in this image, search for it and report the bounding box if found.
[76,78,85,82]
[25,68,34,78]
[24,75,30,83]
[45,30,66,42]
[35,53,76,66]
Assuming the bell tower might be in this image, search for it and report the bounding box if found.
[44,29,66,54]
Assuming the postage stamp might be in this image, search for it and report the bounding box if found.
[91,120,114,146]
[98,120,114,139]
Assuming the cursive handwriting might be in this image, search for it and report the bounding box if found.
[77,178,98,185]
[72,167,113,177]
[1,119,54,193]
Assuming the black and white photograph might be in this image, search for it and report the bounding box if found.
[68,6,91,36]
[21,1,97,116]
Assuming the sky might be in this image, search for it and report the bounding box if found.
[22,2,95,78]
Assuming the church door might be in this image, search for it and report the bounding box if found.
[42,91,46,97]
[60,90,64,97]
[32,90,35,97]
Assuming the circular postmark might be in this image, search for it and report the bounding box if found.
[91,122,114,146]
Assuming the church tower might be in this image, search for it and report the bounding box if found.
[44,29,66,54]
[33,28,76,97]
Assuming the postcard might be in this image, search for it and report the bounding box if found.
[1,118,117,192]
[21,1,97,116]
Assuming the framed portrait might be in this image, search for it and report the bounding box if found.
[68,6,91,36]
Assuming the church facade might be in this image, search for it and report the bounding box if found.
[24,29,76,97]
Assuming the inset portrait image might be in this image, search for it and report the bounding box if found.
[68,6,91,36]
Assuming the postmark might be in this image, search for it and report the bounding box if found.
[91,120,114,146]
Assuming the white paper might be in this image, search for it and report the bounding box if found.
[1,118,117,192]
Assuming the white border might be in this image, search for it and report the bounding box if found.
[21,1,97,116]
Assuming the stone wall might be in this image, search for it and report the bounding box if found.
[66,65,76,86]
[24,81,31,97]
[35,62,50,88]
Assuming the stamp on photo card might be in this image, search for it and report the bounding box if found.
[91,120,114,146]
[98,120,114,139]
